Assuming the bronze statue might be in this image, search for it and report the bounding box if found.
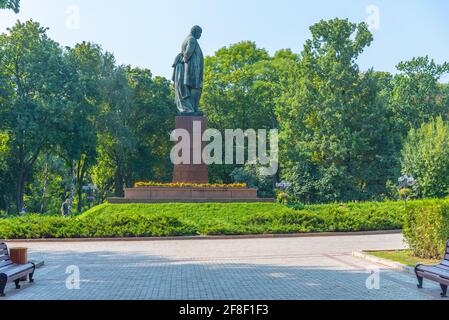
[172,26,204,114]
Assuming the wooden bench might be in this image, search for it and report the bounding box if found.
[415,241,449,298]
[0,243,35,297]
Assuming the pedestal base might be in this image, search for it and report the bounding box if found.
[172,115,209,184]
[173,165,209,184]
[106,187,274,203]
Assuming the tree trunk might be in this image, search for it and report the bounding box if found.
[114,164,124,197]
[40,154,49,213]
[76,160,83,212]
[69,160,76,213]
[16,169,25,213]
[16,147,26,213]
[77,188,83,212]
[15,145,41,213]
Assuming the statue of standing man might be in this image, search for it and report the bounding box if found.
[172,26,204,115]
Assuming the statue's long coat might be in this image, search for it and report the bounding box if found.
[182,35,204,89]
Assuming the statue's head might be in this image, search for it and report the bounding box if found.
[191,25,203,40]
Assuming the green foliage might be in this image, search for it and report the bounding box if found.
[0,132,8,172]
[391,56,449,135]
[368,250,439,268]
[278,19,399,204]
[0,21,176,213]
[401,117,449,198]
[403,199,449,259]
[0,212,197,239]
[399,188,412,200]
[1,16,449,214]
[0,0,19,12]
[26,155,70,214]
[0,201,405,239]
[92,67,176,199]
[231,165,275,198]
[203,41,273,131]
[276,192,290,205]
[203,42,295,183]
[0,21,69,211]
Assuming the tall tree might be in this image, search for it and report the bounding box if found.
[0,21,69,212]
[94,66,136,198]
[0,133,10,209]
[401,117,449,199]
[391,56,449,135]
[125,69,176,184]
[0,0,20,13]
[202,42,290,182]
[58,42,115,212]
[203,41,272,131]
[93,67,176,198]
[278,19,398,203]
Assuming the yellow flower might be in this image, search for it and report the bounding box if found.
[135,182,247,189]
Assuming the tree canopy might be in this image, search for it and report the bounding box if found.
[401,117,449,199]
[0,0,20,13]
[0,17,448,213]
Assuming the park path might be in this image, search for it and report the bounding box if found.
[1,233,443,300]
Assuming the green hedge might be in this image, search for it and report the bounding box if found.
[0,202,405,239]
[403,199,449,259]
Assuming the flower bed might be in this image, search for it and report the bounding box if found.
[134,182,248,189]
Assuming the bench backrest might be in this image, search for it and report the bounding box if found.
[0,243,13,269]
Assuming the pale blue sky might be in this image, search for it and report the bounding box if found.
[1,0,448,81]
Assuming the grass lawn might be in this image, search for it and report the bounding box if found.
[368,250,440,267]
[0,201,405,239]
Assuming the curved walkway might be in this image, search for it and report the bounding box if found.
[1,233,443,300]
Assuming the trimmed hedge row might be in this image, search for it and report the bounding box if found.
[403,199,449,259]
[0,202,405,239]
[3,200,446,260]
[0,214,198,239]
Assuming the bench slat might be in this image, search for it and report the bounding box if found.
[0,261,14,272]
[0,243,7,251]
[0,263,34,278]
[417,271,449,286]
[0,260,13,269]
[436,264,449,271]
[441,260,449,267]
[417,265,449,279]
[0,254,8,261]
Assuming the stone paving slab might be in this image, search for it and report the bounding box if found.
[0,234,444,300]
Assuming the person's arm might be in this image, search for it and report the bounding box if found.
[183,37,197,62]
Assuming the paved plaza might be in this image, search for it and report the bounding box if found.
[1,233,444,300]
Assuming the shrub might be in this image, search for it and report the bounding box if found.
[276,192,290,205]
[401,117,449,199]
[403,199,449,259]
[0,201,406,239]
[231,165,275,198]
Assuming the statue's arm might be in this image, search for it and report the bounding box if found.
[183,37,197,62]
